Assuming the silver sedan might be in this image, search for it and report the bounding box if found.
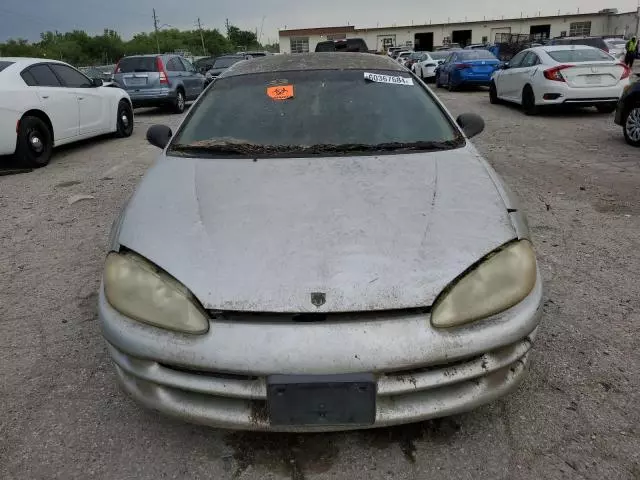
[99,53,542,431]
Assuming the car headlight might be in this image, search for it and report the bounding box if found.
[431,240,537,328]
[103,251,209,334]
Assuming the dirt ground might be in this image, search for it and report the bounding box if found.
[1,89,639,480]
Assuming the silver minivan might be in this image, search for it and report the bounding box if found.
[113,54,205,113]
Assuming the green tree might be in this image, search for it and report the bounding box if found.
[0,23,266,66]
[227,25,258,50]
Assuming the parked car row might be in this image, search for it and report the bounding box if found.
[429,43,637,146]
[386,41,637,147]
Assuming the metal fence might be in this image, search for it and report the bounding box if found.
[78,64,116,81]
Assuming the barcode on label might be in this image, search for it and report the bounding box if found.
[364,72,414,86]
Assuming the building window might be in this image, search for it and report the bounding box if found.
[482,36,488,43]
[381,37,394,49]
[569,21,591,36]
[290,37,309,53]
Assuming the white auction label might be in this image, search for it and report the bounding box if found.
[364,72,414,85]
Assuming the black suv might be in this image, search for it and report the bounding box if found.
[614,80,640,147]
[315,38,369,53]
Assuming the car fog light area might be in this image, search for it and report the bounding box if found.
[103,251,209,334]
[431,240,537,328]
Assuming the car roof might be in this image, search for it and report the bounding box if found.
[0,57,67,68]
[555,36,603,40]
[534,45,599,52]
[222,53,405,78]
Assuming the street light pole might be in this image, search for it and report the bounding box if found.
[197,18,206,55]
[153,8,160,54]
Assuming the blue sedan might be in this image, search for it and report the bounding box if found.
[435,50,501,91]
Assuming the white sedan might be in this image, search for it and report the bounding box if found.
[0,57,133,168]
[490,46,631,115]
[411,51,450,81]
[396,51,412,66]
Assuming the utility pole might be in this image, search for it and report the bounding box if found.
[153,9,160,54]
[197,18,206,55]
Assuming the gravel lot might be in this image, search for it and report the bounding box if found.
[1,89,639,480]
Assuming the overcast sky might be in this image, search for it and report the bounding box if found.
[1,0,638,43]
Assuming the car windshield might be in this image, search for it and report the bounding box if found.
[213,57,243,68]
[0,61,14,72]
[547,48,612,62]
[409,52,423,59]
[116,57,157,73]
[458,50,496,60]
[169,69,462,157]
[605,40,626,46]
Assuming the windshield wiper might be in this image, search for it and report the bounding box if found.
[303,140,464,153]
[170,140,301,156]
[169,138,464,157]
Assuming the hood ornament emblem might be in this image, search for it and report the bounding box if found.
[310,292,326,307]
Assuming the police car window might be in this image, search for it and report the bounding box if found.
[25,64,62,87]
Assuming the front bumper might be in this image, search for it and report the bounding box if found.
[99,272,543,431]
[422,66,437,78]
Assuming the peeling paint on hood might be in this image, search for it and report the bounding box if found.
[117,146,515,312]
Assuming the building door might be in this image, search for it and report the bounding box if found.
[490,27,511,44]
[414,32,434,51]
[377,35,396,52]
[451,30,472,48]
[529,24,551,42]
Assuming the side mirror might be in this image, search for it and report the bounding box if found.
[501,62,510,69]
[146,124,173,149]
[456,113,485,139]
[92,78,103,87]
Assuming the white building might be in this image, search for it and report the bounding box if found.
[278,9,640,53]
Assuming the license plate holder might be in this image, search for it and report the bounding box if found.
[127,77,147,86]
[585,75,602,85]
[267,374,376,426]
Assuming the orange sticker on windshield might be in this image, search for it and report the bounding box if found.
[267,85,294,100]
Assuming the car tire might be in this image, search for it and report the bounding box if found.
[596,103,617,114]
[435,73,442,88]
[447,81,457,92]
[173,89,186,114]
[522,85,538,115]
[623,101,640,147]
[489,81,500,104]
[14,115,53,168]
[115,100,134,138]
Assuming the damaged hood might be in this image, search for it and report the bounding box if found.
[116,147,516,312]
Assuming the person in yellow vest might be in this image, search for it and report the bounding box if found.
[625,37,637,68]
